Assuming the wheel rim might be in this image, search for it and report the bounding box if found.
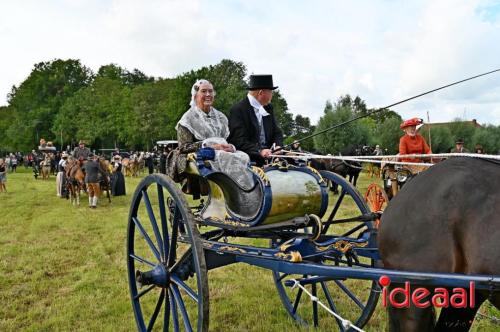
[272,171,379,331]
[127,174,208,331]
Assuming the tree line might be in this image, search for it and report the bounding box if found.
[1,58,499,155]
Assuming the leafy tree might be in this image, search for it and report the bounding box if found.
[448,118,476,150]
[313,102,371,154]
[7,59,93,149]
[372,116,403,154]
[427,126,453,153]
[97,64,153,87]
[472,125,500,154]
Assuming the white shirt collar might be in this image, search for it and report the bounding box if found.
[247,94,269,118]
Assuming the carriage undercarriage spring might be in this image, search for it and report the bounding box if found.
[126,156,500,331]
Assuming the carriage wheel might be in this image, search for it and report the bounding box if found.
[272,171,379,331]
[364,183,389,228]
[127,174,209,331]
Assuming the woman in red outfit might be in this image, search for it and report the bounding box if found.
[398,118,431,173]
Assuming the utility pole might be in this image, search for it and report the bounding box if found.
[427,111,433,163]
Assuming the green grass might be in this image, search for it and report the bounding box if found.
[0,168,498,331]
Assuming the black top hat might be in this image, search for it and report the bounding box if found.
[247,74,278,90]
[455,138,465,144]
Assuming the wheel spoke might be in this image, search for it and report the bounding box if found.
[334,280,365,310]
[323,190,346,234]
[312,283,318,327]
[133,216,161,261]
[163,289,170,332]
[142,189,165,261]
[167,208,180,267]
[147,289,165,331]
[157,184,170,262]
[169,288,180,332]
[171,284,193,332]
[134,284,156,301]
[278,273,289,282]
[130,254,156,268]
[170,274,199,303]
[341,223,366,237]
[292,288,303,314]
[321,281,345,332]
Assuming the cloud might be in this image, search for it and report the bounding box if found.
[1,0,499,125]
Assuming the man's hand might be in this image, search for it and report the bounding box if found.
[272,146,283,155]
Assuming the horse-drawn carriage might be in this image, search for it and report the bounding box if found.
[126,151,500,331]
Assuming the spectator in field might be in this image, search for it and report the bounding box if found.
[373,145,384,156]
[474,144,484,154]
[10,153,18,172]
[228,74,283,166]
[0,159,7,193]
[83,154,108,208]
[111,155,126,196]
[450,138,469,153]
[56,152,68,197]
[145,152,154,174]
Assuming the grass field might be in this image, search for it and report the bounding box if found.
[0,168,498,331]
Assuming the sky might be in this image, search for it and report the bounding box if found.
[1,0,500,125]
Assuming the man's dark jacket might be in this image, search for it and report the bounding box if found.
[228,97,283,166]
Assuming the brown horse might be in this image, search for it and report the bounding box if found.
[379,157,500,331]
[65,159,85,206]
[99,158,112,203]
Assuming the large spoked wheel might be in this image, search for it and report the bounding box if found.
[127,174,208,331]
[272,171,379,331]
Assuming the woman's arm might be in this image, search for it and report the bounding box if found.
[177,125,202,153]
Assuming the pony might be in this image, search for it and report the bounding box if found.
[65,158,85,206]
[122,152,145,177]
[378,157,500,331]
[40,155,52,180]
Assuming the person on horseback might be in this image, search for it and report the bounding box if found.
[73,140,91,161]
[83,153,108,208]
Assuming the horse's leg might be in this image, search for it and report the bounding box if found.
[434,291,486,332]
[352,173,359,187]
[387,287,436,332]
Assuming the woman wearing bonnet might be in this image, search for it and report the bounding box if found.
[167,79,253,198]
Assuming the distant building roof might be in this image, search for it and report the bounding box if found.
[420,119,481,130]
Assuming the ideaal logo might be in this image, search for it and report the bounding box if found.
[379,275,475,308]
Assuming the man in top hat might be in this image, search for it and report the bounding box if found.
[228,74,283,166]
[451,138,469,153]
[73,140,91,160]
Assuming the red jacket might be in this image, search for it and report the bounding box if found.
[399,134,431,162]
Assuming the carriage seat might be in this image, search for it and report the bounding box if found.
[185,153,266,222]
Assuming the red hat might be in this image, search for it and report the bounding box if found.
[400,118,423,129]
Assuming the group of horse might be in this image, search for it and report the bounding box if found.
[121,152,145,177]
[63,158,112,206]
